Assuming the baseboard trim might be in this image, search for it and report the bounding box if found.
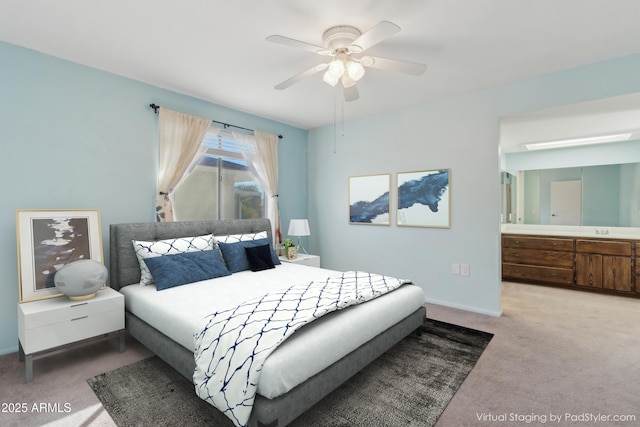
[424,298,502,317]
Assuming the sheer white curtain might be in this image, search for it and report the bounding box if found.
[156,108,211,222]
[233,130,281,244]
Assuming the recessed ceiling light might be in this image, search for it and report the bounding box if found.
[523,133,632,151]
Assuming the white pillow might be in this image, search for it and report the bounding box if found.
[132,234,214,286]
[214,231,268,246]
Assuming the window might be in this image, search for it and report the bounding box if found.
[172,128,264,221]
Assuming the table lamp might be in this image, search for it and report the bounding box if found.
[288,219,310,254]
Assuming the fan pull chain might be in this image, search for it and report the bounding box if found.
[341,94,345,138]
[333,85,338,153]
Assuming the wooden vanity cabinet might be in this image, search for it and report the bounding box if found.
[635,243,640,292]
[502,234,640,297]
[502,235,574,286]
[575,239,632,292]
[502,233,639,297]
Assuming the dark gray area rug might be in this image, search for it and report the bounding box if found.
[87,319,492,426]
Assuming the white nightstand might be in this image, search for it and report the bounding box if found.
[18,286,125,382]
[279,253,321,268]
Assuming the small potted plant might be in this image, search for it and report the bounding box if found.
[282,238,297,260]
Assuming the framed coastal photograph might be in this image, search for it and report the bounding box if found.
[349,174,391,225]
[397,169,450,228]
[16,209,103,303]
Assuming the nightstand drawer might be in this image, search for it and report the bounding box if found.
[294,256,320,267]
[20,308,123,354]
[279,254,321,268]
[19,293,123,330]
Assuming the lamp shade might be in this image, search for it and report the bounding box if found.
[288,219,310,237]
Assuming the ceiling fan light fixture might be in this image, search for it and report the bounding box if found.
[341,73,357,88]
[347,60,365,81]
[327,59,345,78]
[323,70,340,87]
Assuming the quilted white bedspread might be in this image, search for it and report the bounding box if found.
[192,271,408,427]
[119,263,425,400]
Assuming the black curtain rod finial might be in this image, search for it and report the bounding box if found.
[150,103,160,113]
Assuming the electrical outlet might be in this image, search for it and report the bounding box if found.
[452,263,460,275]
[460,264,470,276]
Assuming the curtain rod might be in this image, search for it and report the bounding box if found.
[149,103,282,139]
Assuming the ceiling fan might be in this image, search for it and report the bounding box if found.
[266,21,427,102]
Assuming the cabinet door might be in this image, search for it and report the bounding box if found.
[602,256,632,292]
[576,254,602,288]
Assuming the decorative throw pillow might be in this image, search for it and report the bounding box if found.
[218,238,280,273]
[132,234,214,286]
[214,231,268,246]
[245,244,276,272]
[143,249,230,291]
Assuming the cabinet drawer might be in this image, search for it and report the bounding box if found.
[502,248,574,268]
[20,292,123,330]
[20,309,124,354]
[576,239,632,256]
[502,235,574,252]
[294,256,320,267]
[502,263,574,285]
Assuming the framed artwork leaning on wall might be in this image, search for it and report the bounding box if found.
[16,209,103,303]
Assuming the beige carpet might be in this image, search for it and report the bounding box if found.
[434,282,640,427]
[1,281,639,426]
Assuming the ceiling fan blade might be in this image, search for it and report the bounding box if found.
[343,84,359,102]
[363,56,427,76]
[274,63,328,90]
[266,35,330,55]
[349,21,401,53]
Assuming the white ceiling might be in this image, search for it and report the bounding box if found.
[2,0,640,132]
[500,93,640,153]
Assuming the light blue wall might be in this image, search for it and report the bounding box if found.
[308,53,640,317]
[0,42,308,355]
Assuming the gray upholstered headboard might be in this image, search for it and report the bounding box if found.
[109,218,272,290]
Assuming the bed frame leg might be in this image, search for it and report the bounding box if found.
[415,327,422,337]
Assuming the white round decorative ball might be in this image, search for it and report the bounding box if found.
[54,259,108,300]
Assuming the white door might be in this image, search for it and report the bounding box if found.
[550,180,582,225]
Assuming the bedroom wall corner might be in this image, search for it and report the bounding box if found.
[0,41,308,356]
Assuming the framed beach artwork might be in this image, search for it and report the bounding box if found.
[348,174,391,225]
[397,169,451,228]
[16,209,103,303]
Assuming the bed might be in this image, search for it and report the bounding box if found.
[109,218,426,427]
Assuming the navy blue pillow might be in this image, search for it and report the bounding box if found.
[143,249,230,291]
[218,238,280,273]
[245,244,276,272]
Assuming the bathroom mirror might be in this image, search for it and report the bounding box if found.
[500,93,640,230]
[502,163,640,227]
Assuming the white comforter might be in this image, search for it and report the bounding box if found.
[119,263,425,398]
[192,271,409,427]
